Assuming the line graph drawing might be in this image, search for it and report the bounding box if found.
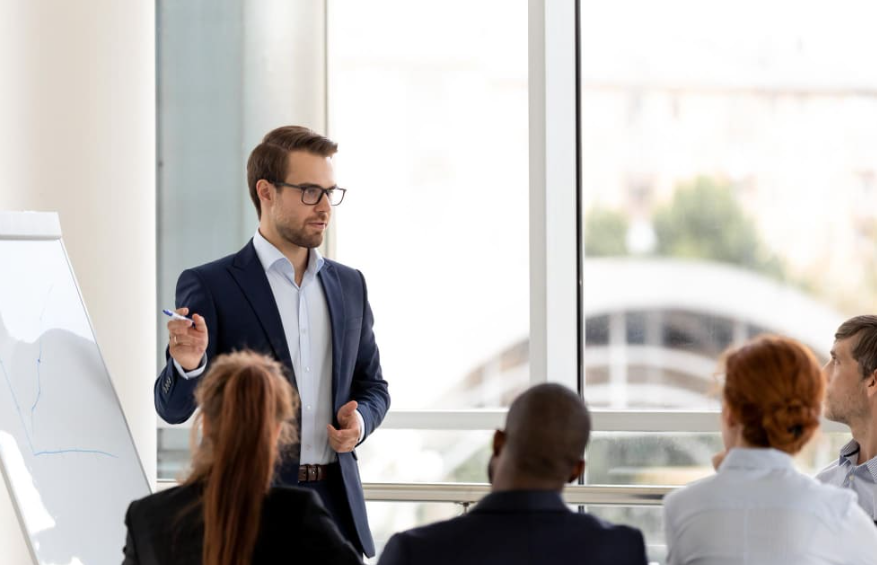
[0,356,116,459]
[0,282,116,460]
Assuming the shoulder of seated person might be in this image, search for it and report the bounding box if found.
[127,484,202,525]
[576,511,645,537]
[137,484,197,506]
[806,479,867,518]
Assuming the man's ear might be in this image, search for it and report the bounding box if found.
[256,179,275,209]
[865,369,877,399]
[568,459,585,484]
[492,430,505,457]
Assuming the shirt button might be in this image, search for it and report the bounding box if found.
[306,367,310,372]
[307,405,312,411]
[302,328,308,335]
[306,444,312,450]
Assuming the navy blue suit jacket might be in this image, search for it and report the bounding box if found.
[377,490,648,565]
[154,240,390,556]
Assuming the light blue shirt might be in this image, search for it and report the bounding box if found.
[664,448,877,565]
[176,230,363,465]
[816,439,877,521]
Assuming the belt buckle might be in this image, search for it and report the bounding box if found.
[308,465,318,482]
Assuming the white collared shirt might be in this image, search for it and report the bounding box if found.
[252,230,335,465]
[817,439,877,520]
[663,448,877,565]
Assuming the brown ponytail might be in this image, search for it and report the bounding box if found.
[722,335,824,454]
[183,351,299,565]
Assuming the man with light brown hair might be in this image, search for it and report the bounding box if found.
[154,125,390,557]
[818,315,877,522]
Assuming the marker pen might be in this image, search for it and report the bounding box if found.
[162,309,194,325]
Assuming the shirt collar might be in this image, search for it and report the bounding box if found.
[253,229,324,278]
[838,439,877,481]
[718,447,795,472]
[839,439,861,464]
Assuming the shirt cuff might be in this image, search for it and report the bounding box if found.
[173,355,207,380]
[355,409,365,444]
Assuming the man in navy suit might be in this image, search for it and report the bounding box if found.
[155,125,390,557]
[378,384,647,565]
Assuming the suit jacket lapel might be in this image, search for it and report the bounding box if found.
[318,261,345,409]
[227,240,296,387]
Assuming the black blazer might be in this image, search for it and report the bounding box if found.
[122,483,363,565]
[377,490,648,565]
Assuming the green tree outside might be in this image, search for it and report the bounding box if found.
[652,176,786,280]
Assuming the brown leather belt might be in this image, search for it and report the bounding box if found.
[298,463,335,483]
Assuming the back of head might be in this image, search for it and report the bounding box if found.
[723,335,824,454]
[503,383,591,484]
[246,125,338,218]
[186,351,299,565]
[835,315,877,379]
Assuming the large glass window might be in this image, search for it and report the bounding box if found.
[328,0,530,412]
[577,1,873,558]
[579,1,877,415]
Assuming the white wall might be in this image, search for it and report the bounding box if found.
[0,1,156,562]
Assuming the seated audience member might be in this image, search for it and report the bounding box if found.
[378,383,648,565]
[122,351,362,565]
[663,335,877,565]
[818,315,877,522]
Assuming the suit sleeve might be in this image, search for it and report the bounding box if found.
[350,270,390,441]
[376,533,409,565]
[154,268,220,424]
[121,502,140,565]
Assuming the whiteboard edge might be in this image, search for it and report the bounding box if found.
[0,212,62,240]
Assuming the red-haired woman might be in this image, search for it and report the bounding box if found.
[122,351,361,565]
[663,335,877,564]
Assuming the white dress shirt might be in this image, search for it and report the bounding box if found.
[176,230,363,465]
[663,447,877,565]
[817,439,877,521]
[252,231,336,465]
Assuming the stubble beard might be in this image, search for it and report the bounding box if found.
[825,387,868,426]
[277,221,324,249]
[823,395,845,424]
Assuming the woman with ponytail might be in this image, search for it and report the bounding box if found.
[663,335,877,564]
[122,351,362,565]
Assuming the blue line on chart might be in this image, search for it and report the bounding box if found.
[34,448,117,458]
[30,283,53,433]
[0,354,116,459]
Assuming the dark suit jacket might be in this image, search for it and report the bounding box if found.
[154,240,390,556]
[377,490,648,565]
[122,483,363,565]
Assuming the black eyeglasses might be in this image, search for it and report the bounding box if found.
[272,182,347,206]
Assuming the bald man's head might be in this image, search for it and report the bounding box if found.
[492,384,591,487]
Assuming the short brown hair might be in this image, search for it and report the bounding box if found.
[835,315,877,380]
[246,126,338,218]
[722,335,824,455]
